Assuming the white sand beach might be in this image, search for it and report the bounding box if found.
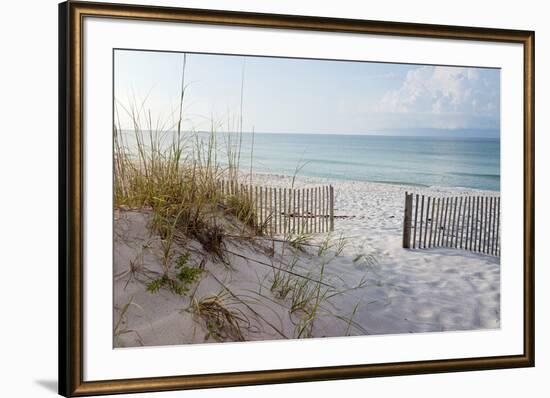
[114,174,500,347]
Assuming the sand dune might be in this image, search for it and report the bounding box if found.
[114,175,500,347]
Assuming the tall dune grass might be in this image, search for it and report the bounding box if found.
[114,54,260,276]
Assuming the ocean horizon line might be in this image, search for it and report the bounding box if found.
[120,129,500,140]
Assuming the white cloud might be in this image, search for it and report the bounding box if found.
[379,65,500,130]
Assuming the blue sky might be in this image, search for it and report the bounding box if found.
[114,50,500,137]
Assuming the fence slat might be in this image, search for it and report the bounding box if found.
[301,188,305,234]
[479,196,487,253]
[321,187,325,233]
[490,197,496,255]
[487,197,492,254]
[288,188,295,234]
[412,194,419,248]
[475,196,481,251]
[445,197,451,246]
[319,187,325,232]
[273,187,278,234]
[471,196,477,251]
[448,197,455,247]
[481,196,487,253]
[472,196,478,251]
[277,187,280,234]
[491,197,495,255]
[436,197,443,246]
[440,197,447,246]
[299,188,304,234]
[296,188,299,234]
[279,187,283,235]
[313,187,317,233]
[282,188,288,235]
[433,198,440,247]
[419,195,425,248]
[325,186,328,232]
[326,186,330,232]
[423,197,430,248]
[492,196,497,254]
[305,188,309,234]
[454,196,459,247]
[464,197,471,250]
[479,196,484,253]
[253,186,257,228]
[329,186,334,232]
[471,196,476,251]
[487,197,493,254]
[313,188,316,233]
[488,197,492,254]
[261,186,265,230]
[484,197,489,253]
[455,197,463,248]
[310,188,314,233]
[496,197,500,256]
[472,196,477,251]
[266,187,273,235]
[315,187,319,233]
[480,196,486,253]
[318,187,322,233]
[316,187,320,233]
[445,198,456,247]
[403,192,412,249]
[459,197,466,249]
[322,186,326,232]
[485,196,493,254]
[310,187,314,234]
[428,196,435,248]
[292,189,297,234]
[438,197,445,246]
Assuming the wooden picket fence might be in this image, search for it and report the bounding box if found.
[402,192,501,256]
[219,180,334,235]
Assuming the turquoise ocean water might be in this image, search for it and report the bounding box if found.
[235,133,500,191]
[119,131,500,191]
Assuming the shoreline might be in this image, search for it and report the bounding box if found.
[237,170,500,196]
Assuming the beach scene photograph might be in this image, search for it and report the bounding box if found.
[113,49,501,347]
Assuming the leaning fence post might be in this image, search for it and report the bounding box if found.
[403,192,412,248]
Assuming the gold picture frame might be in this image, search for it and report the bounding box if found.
[59,1,534,396]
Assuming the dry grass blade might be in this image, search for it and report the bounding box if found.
[192,291,249,342]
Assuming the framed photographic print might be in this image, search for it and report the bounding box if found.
[59,1,534,396]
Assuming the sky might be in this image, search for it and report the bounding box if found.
[114,50,500,137]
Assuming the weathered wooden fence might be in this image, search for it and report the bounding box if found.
[219,180,334,235]
[402,192,500,256]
